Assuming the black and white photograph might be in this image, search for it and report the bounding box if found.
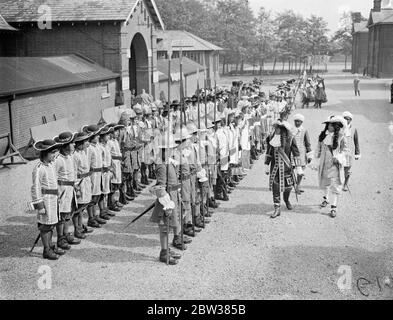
[0,0,392,304]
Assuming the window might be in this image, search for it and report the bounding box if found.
[101,82,110,99]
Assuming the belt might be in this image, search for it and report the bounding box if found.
[91,168,102,173]
[103,167,110,173]
[77,172,91,179]
[167,184,181,192]
[112,155,122,161]
[42,189,58,195]
[58,180,75,187]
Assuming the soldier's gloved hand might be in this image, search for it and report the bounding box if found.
[297,166,304,176]
[355,154,361,160]
[38,208,46,215]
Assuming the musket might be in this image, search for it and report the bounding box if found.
[123,202,155,230]
[197,69,206,224]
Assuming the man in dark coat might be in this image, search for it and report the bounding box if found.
[264,120,302,218]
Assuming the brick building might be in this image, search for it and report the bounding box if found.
[351,20,369,74]
[156,30,223,87]
[0,0,165,106]
[0,54,118,150]
[157,57,206,101]
[366,0,393,78]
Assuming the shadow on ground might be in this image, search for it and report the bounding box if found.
[220,201,329,218]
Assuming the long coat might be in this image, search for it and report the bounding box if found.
[55,154,77,213]
[315,133,348,192]
[73,150,92,205]
[265,133,300,192]
[31,161,59,225]
[150,162,180,229]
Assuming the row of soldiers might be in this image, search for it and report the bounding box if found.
[30,79,301,262]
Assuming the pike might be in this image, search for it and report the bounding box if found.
[166,44,173,265]
[179,45,185,248]
[197,68,206,224]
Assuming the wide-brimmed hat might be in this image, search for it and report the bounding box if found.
[186,121,199,134]
[174,126,192,142]
[53,131,77,145]
[158,132,178,149]
[108,123,125,131]
[121,109,137,120]
[272,119,291,131]
[171,100,180,107]
[329,116,346,128]
[74,131,92,143]
[33,139,61,152]
[322,115,346,128]
[83,124,103,136]
[99,124,114,135]
[191,95,198,102]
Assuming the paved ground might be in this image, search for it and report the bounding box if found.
[1,74,392,300]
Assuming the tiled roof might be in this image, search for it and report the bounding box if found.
[353,21,368,33]
[156,30,223,52]
[157,57,205,82]
[0,13,17,30]
[0,54,119,97]
[0,0,164,28]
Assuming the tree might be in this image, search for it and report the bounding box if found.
[331,11,355,70]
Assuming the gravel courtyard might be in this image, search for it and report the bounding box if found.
[1,74,392,300]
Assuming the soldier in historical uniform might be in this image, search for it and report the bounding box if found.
[31,139,65,260]
[132,104,145,192]
[107,123,125,212]
[173,126,196,239]
[186,121,210,229]
[84,124,108,228]
[150,132,184,264]
[342,112,361,192]
[312,116,348,218]
[53,131,81,250]
[118,110,138,202]
[98,125,115,219]
[291,114,313,194]
[264,120,302,219]
[73,132,94,236]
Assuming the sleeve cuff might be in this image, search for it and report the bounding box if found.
[33,201,45,210]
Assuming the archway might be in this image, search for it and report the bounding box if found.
[129,33,149,96]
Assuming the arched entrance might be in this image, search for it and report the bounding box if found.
[129,33,149,95]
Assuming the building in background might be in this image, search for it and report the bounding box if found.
[157,57,205,101]
[156,30,223,87]
[0,0,165,106]
[366,0,393,78]
[351,12,369,75]
[0,55,118,151]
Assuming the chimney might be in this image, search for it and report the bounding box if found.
[373,0,382,12]
[351,12,362,23]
